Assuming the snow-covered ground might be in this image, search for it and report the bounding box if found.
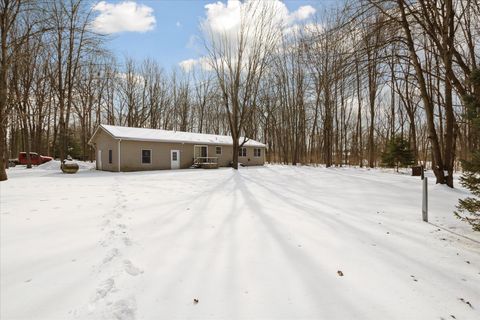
[1,164,479,320]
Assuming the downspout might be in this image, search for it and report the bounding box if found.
[118,139,121,172]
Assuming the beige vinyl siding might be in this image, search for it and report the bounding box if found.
[91,127,266,171]
[120,141,192,171]
[239,146,264,166]
[93,129,119,172]
[118,141,234,171]
[118,142,264,171]
[208,145,232,167]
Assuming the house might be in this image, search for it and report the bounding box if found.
[88,124,266,172]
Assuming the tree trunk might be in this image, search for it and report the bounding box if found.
[232,134,239,170]
[397,0,446,184]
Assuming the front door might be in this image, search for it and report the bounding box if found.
[171,150,180,169]
[97,150,102,170]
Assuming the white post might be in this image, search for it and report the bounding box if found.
[422,177,428,222]
[118,139,121,172]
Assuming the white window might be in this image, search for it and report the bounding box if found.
[239,147,247,157]
[216,146,222,155]
[141,149,151,164]
[254,148,261,157]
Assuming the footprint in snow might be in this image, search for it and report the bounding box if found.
[103,248,120,264]
[92,278,115,302]
[99,239,110,247]
[112,297,136,320]
[123,237,133,246]
[124,260,143,276]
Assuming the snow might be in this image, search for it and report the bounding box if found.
[37,159,96,171]
[97,124,266,147]
[1,165,479,320]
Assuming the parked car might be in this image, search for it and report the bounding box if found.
[9,152,53,167]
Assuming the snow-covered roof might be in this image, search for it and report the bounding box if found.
[93,124,266,147]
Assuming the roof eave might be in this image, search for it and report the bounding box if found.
[94,124,266,147]
[116,136,266,147]
[88,124,119,145]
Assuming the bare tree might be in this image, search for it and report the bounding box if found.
[202,1,281,169]
[48,0,98,161]
[0,0,41,180]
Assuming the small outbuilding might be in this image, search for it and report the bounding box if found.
[88,124,266,172]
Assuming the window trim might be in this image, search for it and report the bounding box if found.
[108,149,113,164]
[254,148,261,158]
[239,147,247,157]
[215,146,222,155]
[141,149,152,165]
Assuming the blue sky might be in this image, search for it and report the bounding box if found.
[91,0,337,70]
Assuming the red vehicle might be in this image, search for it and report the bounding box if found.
[9,152,53,167]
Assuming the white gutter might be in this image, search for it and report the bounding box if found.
[118,139,122,172]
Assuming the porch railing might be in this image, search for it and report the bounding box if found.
[194,157,218,165]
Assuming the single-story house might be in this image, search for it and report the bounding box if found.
[88,124,266,172]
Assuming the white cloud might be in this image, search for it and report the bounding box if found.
[201,0,289,57]
[179,58,197,72]
[179,57,212,72]
[203,0,243,33]
[284,22,322,37]
[182,0,316,72]
[202,0,315,34]
[289,5,316,22]
[92,1,156,34]
[176,21,182,28]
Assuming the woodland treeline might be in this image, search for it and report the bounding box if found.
[0,0,479,186]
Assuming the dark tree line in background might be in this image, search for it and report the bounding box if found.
[1,0,479,190]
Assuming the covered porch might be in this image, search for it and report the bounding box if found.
[193,145,219,169]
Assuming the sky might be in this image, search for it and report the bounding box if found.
[89,0,339,71]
